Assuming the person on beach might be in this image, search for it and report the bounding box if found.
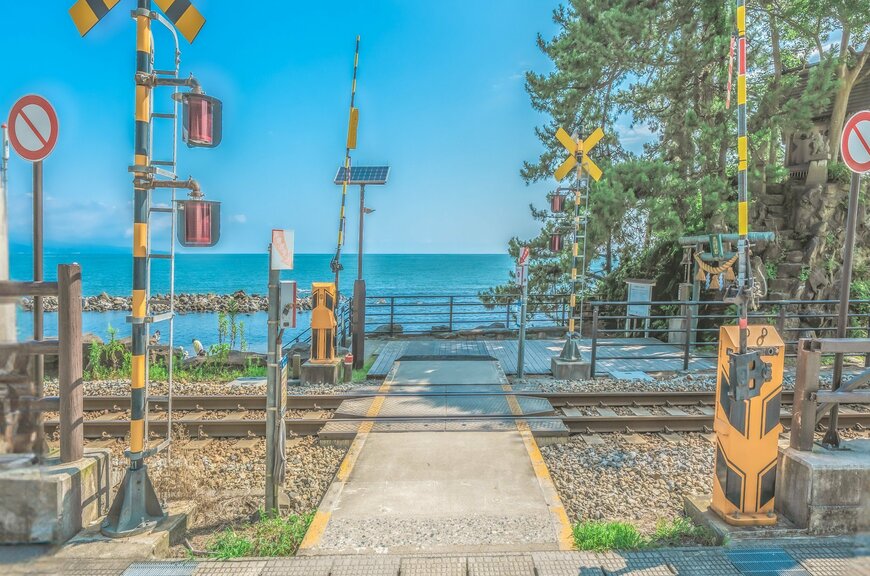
[149,330,160,362]
[192,338,206,357]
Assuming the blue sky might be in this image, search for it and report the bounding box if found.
[2,1,593,254]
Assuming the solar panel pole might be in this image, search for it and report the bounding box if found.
[352,184,367,369]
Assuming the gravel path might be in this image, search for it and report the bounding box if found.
[86,434,345,551]
[43,377,382,397]
[541,433,714,534]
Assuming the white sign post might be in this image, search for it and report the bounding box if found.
[830,110,870,440]
[625,279,655,338]
[8,94,59,401]
[516,246,530,378]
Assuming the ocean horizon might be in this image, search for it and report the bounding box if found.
[11,253,515,354]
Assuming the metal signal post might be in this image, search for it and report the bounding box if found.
[709,0,784,527]
[331,36,361,309]
[553,126,603,361]
[71,0,218,537]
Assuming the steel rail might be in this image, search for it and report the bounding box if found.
[60,390,797,412]
[44,405,868,438]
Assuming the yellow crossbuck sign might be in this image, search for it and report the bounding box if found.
[70,0,205,43]
[554,127,604,182]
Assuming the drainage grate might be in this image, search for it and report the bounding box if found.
[121,562,198,576]
[726,548,810,575]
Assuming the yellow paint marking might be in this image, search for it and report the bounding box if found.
[554,154,577,181]
[299,369,392,550]
[131,355,145,389]
[737,75,747,106]
[738,202,748,236]
[556,127,576,152]
[502,383,574,550]
[69,1,99,36]
[133,223,147,257]
[736,5,745,35]
[583,127,604,151]
[174,5,206,43]
[132,289,147,318]
[130,419,144,452]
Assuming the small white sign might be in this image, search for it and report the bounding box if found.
[841,110,870,174]
[626,280,654,318]
[270,229,294,270]
[518,246,530,266]
[515,264,528,287]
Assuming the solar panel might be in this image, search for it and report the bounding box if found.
[334,166,390,185]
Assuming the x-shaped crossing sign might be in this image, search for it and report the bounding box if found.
[554,126,604,182]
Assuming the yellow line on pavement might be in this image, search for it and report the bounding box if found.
[502,382,574,550]
[299,367,393,551]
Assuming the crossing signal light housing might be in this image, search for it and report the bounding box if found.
[549,192,566,213]
[182,92,222,148]
[177,196,221,247]
[550,233,563,253]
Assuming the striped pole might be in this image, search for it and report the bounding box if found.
[102,0,164,536]
[736,0,748,353]
[130,0,152,463]
[568,144,583,337]
[332,36,361,306]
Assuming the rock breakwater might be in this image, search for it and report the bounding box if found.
[20,290,319,314]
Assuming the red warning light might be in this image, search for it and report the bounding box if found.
[550,233,563,253]
[177,199,221,247]
[182,93,222,148]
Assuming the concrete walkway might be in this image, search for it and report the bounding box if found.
[299,358,573,555]
[7,540,867,575]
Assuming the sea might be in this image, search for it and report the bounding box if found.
[10,253,513,354]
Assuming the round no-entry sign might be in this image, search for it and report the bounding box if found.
[7,95,59,162]
[841,110,870,174]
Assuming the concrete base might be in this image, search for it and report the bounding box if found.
[54,501,193,560]
[550,356,591,380]
[0,449,111,544]
[301,359,341,386]
[776,438,870,534]
[684,494,806,543]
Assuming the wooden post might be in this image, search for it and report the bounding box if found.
[590,305,599,379]
[58,264,83,463]
[790,339,820,452]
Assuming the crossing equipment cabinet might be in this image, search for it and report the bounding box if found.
[712,324,784,526]
[310,282,337,363]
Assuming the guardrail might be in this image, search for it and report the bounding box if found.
[363,294,569,336]
[0,264,83,463]
[790,338,870,450]
[587,298,870,375]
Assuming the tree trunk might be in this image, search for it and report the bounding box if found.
[828,65,858,163]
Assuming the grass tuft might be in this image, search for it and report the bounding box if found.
[572,521,645,551]
[572,517,718,551]
[650,517,718,547]
[352,357,376,382]
[204,510,314,559]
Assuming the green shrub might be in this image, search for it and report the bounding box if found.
[572,521,645,551]
[204,511,313,559]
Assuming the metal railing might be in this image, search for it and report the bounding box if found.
[790,337,870,450]
[587,298,870,376]
[363,294,569,336]
[0,264,83,463]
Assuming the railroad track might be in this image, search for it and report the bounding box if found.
[42,390,869,438]
[60,390,795,412]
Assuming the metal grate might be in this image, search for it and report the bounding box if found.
[726,548,810,575]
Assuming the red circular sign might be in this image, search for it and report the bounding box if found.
[841,110,870,174]
[7,95,59,162]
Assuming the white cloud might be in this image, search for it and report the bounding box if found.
[231,214,248,224]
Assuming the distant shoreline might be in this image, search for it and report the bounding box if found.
[19,290,317,314]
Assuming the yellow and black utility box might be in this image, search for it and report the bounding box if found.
[310,282,337,363]
[712,324,784,526]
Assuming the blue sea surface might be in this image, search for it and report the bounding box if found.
[11,253,514,353]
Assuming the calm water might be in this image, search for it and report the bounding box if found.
[11,253,513,353]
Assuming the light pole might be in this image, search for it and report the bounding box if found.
[0,123,13,352]
[334,166,389,369]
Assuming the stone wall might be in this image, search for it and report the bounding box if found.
[752,177,869,304]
